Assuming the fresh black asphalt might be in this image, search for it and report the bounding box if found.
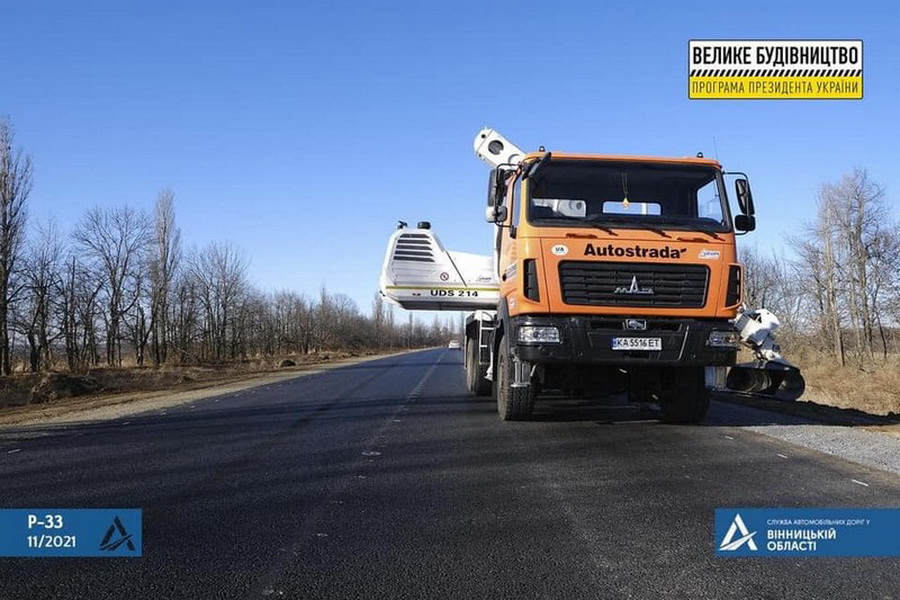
[1,349,899,599]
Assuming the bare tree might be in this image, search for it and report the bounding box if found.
[330,293,362,349]
[825,168,889,360]
[18,220,65,371]
[149,189,181,365]
[271,290,310,354]
[790,168,900,365]
[741,244,779,309]
[372,292,385,343]
[169,272,201,364]
[73,206,152,366]
[0,118,31,375]
[868,226,900,357]
[386,303,396,349]
[59,255,104,370]
[313,285,333,352]
[793,188,847,365]
[187,241,249,360]
[123,263,152,366]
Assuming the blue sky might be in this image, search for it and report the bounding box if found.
[3,1,897,317]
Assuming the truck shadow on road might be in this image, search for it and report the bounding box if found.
[522,392,900,428]
[530,394,660,424]
[706,392,900,428]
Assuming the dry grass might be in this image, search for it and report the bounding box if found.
[794,354,900,417]
[0,351,370,410]
[726,347,900,419]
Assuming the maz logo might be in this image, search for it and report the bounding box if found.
[614,276,654,296]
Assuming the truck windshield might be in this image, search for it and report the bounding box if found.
[527,160,731,233]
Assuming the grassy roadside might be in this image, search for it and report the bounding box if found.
[715,353,900,433]
[798,357,900,417]
[725,347,900,416]
[0,350,411,427]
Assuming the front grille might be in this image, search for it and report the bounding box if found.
[559,261,709,307]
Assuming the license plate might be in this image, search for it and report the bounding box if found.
[611,337,662,351]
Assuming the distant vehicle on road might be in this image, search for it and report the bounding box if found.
[447,340,462,350]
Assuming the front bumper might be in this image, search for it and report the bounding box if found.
[511,315,737,367]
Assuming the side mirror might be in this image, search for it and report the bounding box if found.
[487,169,507,207]
[734,178,755,216]
[734,214,756,232]
[485,205,508,224]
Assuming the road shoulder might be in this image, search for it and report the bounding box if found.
[0,351,411,429]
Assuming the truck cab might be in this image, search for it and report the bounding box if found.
[380,128,774,424]
[485,150,756,422]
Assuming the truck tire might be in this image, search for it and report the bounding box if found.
[495,340,535,421]
[660,367,710,424]
[466,338,492,396]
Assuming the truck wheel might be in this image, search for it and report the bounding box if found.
[660,368,710,424]
[495,340,535,421]
[466,338,491,396]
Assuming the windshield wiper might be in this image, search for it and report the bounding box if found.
[592,216,671,239]
[533,214,619,236]
[675,223,725,241]
[590,223,618,236]
[630,224,671,239]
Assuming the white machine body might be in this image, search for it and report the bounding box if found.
[733,307,784,362]
[473,128,526,169]
[379,225,500,311]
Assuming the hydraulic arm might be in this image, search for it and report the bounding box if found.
[726,307,806,400]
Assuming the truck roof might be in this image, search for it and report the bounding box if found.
[523,151,722,169]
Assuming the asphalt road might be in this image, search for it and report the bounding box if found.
[1,349,900,599]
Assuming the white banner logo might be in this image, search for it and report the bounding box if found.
[720,513,758,551]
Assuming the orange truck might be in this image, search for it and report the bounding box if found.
[380,129,803,422]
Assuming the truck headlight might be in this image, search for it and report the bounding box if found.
[707,330,741,348]
[518,326,561,344]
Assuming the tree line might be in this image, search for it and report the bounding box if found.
[741,167,900,366]
[3,117,896,374]
[0,118,455,374]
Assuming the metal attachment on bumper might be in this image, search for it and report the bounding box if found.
[511,355,533,388]
[726,360,806,401]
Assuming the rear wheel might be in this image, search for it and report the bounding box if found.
[466,338,491,396]
[660,367,710,424]
[495,340,536,421]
